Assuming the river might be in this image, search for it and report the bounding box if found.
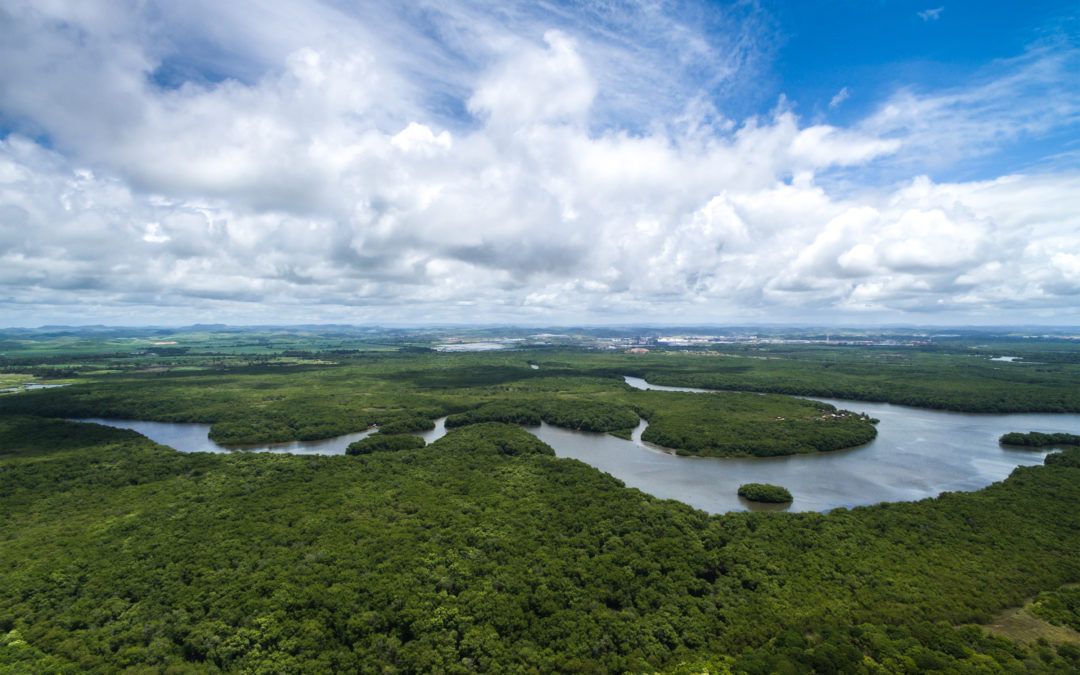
[72,376,1080,513]
[557,376,1080,512]
[73,416,449,455]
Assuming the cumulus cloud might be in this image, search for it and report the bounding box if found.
[468,31,596,130]
[0,1,1078,325]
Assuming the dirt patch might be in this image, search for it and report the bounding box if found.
[983,601,1080,646]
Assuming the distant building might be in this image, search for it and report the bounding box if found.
[626,347,650,354]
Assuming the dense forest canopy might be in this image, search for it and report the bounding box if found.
[3,337,1080,671]
[2,416,1080,671]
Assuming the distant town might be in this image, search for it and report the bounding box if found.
[428,326,1078,352]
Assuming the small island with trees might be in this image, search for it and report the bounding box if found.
[738,482,794,503]
[346,434,426,455]
[1000,431,1080,448]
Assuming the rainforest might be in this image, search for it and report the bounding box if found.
[2,327,1080,673]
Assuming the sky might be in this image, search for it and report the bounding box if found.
[0,0,1078,327]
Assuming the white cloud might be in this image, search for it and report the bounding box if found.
[391,123,453,155]
[0,1,1078,325]
[468,31,596,130]
[789,123,901,167]
[918,7,945,22]
[829,87,850,109]
[142,223,171,243]
[858,47,1080,171]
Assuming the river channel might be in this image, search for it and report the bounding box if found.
[73,376,1080,513]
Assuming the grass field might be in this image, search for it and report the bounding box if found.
[984,589,1080,647]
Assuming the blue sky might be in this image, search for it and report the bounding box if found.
[769,1,1079,177]
[0,0,1078,326]
[774,1,1073,109]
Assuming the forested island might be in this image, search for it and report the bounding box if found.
[346,433,426,455]
[737,483,794,503]
[1000,431,1080,447]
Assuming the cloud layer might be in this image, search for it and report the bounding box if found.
[1,0,1078,325]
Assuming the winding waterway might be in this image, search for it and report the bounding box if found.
[73,416,449,455]
[73,375,1080,513]
[570,377,1080,511]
